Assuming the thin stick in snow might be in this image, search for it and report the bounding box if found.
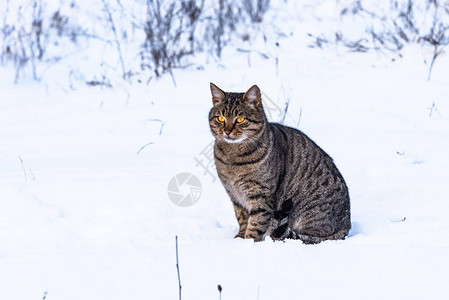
[280,98,289,124]
[218,284,222,300]
[428,101,441,118]
[176,236,182,300]
[101,0,127,80]
[280,88,292,124]
[136,142,154,155]
[296,107,303,128]
[169,69,177,87]
[29,166,36,181]
[158,123,165,135]
[145,118,165,135]
[391,217,406,223]
[427,47,442,81]
[18,156,27,182]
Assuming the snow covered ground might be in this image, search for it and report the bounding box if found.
[1,1,449,299]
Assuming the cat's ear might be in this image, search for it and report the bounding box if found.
[243,85,262,106]
[210,82,225,105]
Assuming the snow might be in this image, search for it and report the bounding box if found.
[1,1,449,299]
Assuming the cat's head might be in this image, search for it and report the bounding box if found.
[209,83,267,143]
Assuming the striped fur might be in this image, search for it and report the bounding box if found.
[209,83,351,243]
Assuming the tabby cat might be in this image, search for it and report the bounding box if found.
[209,83,351,244]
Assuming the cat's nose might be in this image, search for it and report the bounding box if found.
[224,130,231,135]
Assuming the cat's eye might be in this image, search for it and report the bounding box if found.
[236,117,245,123]
[217,116,226,122]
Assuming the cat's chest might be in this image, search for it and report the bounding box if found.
[217,165,268,211]
[225,179,253,210]
[214,142,273,209]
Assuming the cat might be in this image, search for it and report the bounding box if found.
[209,83,351,244]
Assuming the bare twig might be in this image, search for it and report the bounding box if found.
[280,98,290,124]
[280,88,292,124]
[216,0,224,58]
[175,236,182,300]
[236,48,251,53]
[101,0,127,80]
[137,142,154,155]
[242,0,270,23]
[428,102,435,117]
[169,69,177,87]
[427,45,443,81]
[29,166,36,181]
[427,101,441,117]
[18,156,27,182]
[218,284,222,300]
[296,107,303,128]
[145,118,165,135]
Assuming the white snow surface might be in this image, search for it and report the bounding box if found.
[1,1,449,299]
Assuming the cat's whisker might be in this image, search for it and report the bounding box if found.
[242,137,259,148]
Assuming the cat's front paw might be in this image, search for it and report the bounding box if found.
[234,232,245,239]
[244,233,263,242]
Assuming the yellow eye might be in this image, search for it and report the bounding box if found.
[236,117,245,123]
[217,116,225,122]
